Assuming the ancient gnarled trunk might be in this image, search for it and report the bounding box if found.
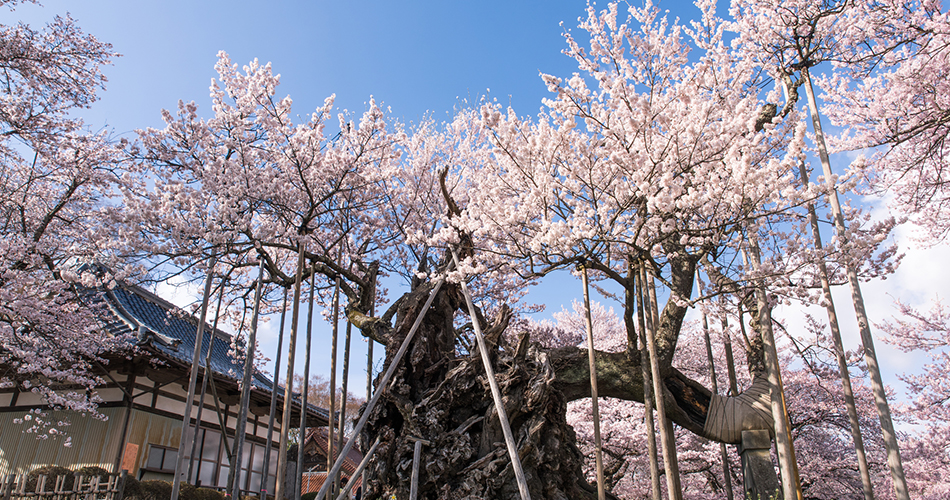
[359,283,601,500]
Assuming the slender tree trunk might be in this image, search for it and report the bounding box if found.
[172,255,216,500]
[702,312,735,500]
[636,268,662,500]
[231,260,266,499]
[802,67,909,500]
[261,287,289,496]
[745,237,802,500]
[641,261,683,500]
[581,266,606,500]
[295,267,317,500]
[276,242,307,500]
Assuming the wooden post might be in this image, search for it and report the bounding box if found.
[719,300,740,397]
[641,261,683,500]
[1,474,15,500]
[189,276,226,482]
[336,320,353,490]
[327,275,341,495]
[334,437,382,500]
[295,267,318,500]
[362,276,377,497]
[635,271,662,500]
[797,160,876,500]
[581,266,606,500]
[315,275,448,500]
[745,237,802,500]
[701,311,735,500]
[116,471,128,500]
[451,248,532,500]
[276,241,308,500]
[231,260,266,499]
[262,287,290,496]
[408,436,431,500]
[802,66,907,500]
[172,255,217,500]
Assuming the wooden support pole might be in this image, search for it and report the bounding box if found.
[261,287,290,496]
[451,248,532,500]
[171,255,216,500]
[327,274,341,495]
[802,67,906,499]
[275,242,307,500]
[702,311,735,500]
[336,320,353,489]
[362,281,376,496]
[334,437,382,500]
[408,436,431,500]
[581,266,606,500]
[635,270,662,500]
[745,237,802,500]
[316,274,448,500]
[641,261,683,500]
[189,276,227,483]
[797,160,876,500]
[719,300,739,397]
[295,266,318,500]
[231,259,266,499]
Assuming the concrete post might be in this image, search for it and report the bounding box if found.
[739,430,780,500]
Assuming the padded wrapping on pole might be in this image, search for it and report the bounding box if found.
[702,376,773,444]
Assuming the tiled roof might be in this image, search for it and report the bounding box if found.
[300,472,362,496]
[303,427,364,477]
[84,280,328,421]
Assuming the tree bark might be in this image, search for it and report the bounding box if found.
[352,252,777,499]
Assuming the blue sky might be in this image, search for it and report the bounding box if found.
[12,0,649,387]
[15,1,607,132]
[9,0,941,402]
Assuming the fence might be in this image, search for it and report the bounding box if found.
[0,472,126,500]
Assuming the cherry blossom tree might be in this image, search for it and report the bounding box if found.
[0,0,129,425]
[816,1,950,243]
[8,0,938,496]
[879,299,950,498]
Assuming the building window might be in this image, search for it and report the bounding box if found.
[144,444,178,473]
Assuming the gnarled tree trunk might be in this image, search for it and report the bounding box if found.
[355,272,773,499]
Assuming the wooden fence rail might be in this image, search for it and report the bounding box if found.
[0,472,126,500]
